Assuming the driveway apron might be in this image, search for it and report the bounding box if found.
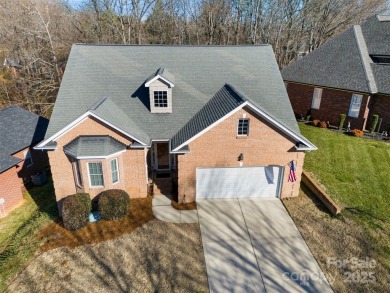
[197,198,333,293]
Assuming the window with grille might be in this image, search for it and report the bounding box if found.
[111,158,119,184]
[237,118,249,136]
[348,94,363,118]
[154,91,168,107]
[88,162,104,187]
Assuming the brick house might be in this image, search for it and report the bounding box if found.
[282,15,390,132]
[0,106,49,215]
[36,45,316,210]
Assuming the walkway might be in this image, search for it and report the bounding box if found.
[152,195,198,224]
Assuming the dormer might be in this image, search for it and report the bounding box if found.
[145,68,174,113]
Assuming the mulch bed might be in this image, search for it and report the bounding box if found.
[38,196,154,252]
[171,201,197,210]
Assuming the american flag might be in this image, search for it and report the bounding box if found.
[288,161,297,182]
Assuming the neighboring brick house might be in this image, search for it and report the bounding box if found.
[0,106,49,215]
[282,15,390,132]
[36,45,316,210]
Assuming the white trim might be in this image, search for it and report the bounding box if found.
[110,158,120,185]
[34,146,57,151]
[65,149,126,160]
[237,118,250,136]
[245,103,317,150]
[172,102,247,151]
[172,101,317,152]
[87,162,104,188]
[145,75,174,88]
[36,111,148,148]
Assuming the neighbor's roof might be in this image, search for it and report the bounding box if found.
[64,136,126,158]
[282,15,390,95]
[43,45,302,147]
[0,106,48,172]
[0,152,23,173]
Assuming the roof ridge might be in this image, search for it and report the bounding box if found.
[89,97,107,110]
[353,25,378,93]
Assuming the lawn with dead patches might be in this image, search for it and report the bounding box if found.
[283,186,389,293]
[8,219,209,293]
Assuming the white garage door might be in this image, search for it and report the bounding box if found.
[196,166,283,199]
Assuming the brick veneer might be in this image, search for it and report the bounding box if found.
[286,82,371,130]
[0,146,49,215]
[177,106,306,203]
[369,94,390,133]
[48,116,148,211]
[0,166,23,214]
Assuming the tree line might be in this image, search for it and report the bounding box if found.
[0,0,387,117]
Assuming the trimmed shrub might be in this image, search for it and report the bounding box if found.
[351,129,364,137]
[312,119,320,127]
[62,193,91,230]
[370,114,379,133]
[319,121,328,128]
[339,114,346,130]
[98,189,130,220]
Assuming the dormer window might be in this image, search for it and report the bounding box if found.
[145,68,174,113]
[154,91,168,108]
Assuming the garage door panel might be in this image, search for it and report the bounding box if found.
[196,166,283,199]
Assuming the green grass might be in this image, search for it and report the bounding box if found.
[0,180,57,291]
[300,123,390,223]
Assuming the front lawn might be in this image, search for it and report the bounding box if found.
[8,219,208,292]
[0,181,57,292]
[300,123,389,224]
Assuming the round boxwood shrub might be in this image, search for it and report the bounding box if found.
[98,189,130,220]
[62,193,92,230]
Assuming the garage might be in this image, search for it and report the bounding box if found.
[196,166,284,199]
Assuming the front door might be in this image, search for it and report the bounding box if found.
[156,142,170,170]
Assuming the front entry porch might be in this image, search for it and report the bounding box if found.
[149,141,177,198]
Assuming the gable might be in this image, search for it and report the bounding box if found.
[54,116,134,148]
[186,106,300,152]
[171,84,316,152]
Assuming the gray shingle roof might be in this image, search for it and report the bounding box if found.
[282,15,390,95]
[0,106,48,172]
[45,45,300,146]
[172,84,312,150]
[89,97,150,144]
[362,15,390,56]
[0,152,23,173]
[64,136,126,158]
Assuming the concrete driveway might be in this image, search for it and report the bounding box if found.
[197,198,333,293]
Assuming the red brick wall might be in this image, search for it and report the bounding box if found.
[48,116,148,208]
[0,166,23,215]
[369,94,390,133]
[177,106,306,203]
[286,82,370,130]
